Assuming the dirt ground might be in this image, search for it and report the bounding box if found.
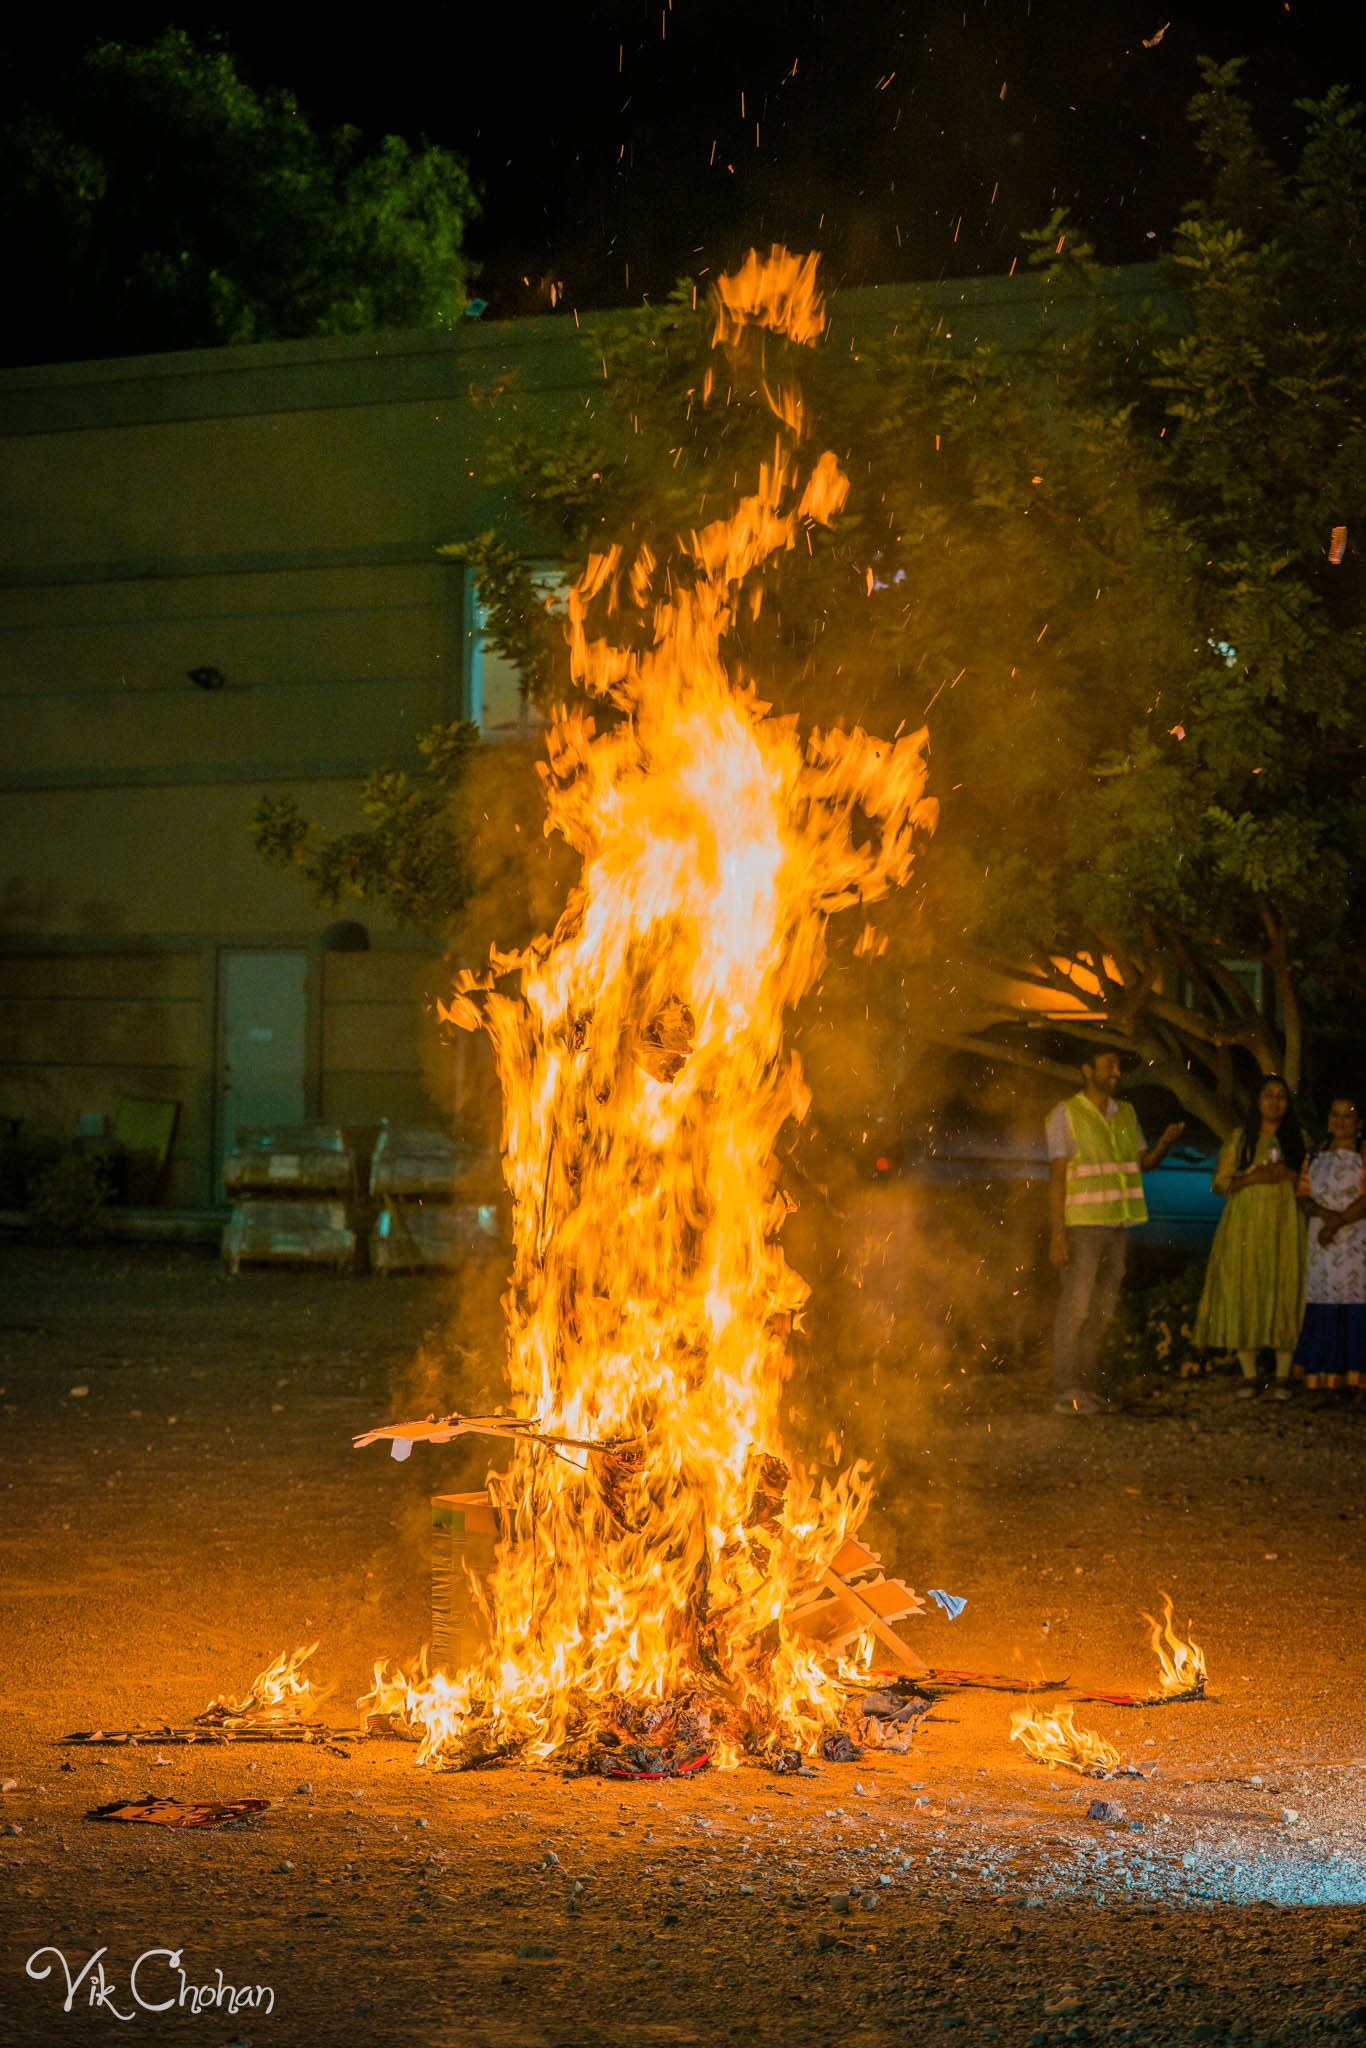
[2,1241,1364,2048]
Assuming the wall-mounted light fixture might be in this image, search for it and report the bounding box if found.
[321,920,370,953]
[188,664,227,691]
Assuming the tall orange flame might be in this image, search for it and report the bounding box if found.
[1141,1592,1207,1695]
[380,250,935,1771]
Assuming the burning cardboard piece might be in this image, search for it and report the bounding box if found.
[1010,1704,1121,1776]
[64,1642,353,1751]
[354,1412,634,1464]
[196,1642,326,1727]
[1142,1592,1207,1697]
[786,1536,928,1675]
[1056,1596,1210,1709]
[1009,1702,1157,1780]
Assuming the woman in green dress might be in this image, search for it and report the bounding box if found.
[1195,1075,1307,1399]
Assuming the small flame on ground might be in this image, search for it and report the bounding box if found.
[204,1643,321,1724]
[1141,1592,1206,1695]
[1009,1702,1120,1775]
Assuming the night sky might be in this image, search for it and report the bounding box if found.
[10,2,1359,314]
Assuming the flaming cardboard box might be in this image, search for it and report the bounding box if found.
[430,1490,498,1672]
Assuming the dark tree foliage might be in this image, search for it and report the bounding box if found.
[256,64,1366,1137]
[254,722,483,945]
[0,29,477,365]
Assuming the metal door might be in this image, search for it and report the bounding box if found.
[216,950,309,1192]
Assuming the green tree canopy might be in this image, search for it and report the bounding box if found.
[258,61,1366,1138]
[0,29,477,365]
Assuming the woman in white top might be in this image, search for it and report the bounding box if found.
[1294,1095,1366,1394]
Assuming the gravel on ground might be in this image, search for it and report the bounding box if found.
[2,1244,1364,2046]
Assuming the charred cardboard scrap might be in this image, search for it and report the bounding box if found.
[591,1747,711,1780]
[897,1668,1205,1710]
[570,1694,717,1780]
[86,1796,272,1830]
[1070,1683,1208,1708]
[848,1687,934,1753]
[62,1726,357,1753]
[914,1670,1069,1693]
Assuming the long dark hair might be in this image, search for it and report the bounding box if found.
[1234,1073,1306,1173]
[1310,1093,1363,1159]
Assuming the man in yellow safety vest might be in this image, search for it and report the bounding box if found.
[1047,1045,1184,1415]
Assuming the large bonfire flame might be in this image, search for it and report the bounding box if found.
[368,249,936,1772]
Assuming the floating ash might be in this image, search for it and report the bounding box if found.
[1009,1703,1122,1777]
[360,248,937,1774]
[1142,1591,1207,1697]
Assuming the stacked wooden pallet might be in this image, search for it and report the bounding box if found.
[368,1125,502,1275]
[221,1125,361,1274]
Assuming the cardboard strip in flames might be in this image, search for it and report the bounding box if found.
[786,1536,928,1675]
[353,1411,637,1464]
[62,1726,361,1750]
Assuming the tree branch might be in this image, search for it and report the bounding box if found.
[1257,900,1302,1088]
[939,1033,1083,1086]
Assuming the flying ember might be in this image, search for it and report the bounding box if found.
[366,248,937,1773]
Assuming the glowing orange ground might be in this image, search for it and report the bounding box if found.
[3,1245,1365,2046]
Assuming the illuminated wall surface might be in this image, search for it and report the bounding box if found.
[0,266,1171,1207]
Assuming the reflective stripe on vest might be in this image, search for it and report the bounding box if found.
[1062,1094,1147,1227]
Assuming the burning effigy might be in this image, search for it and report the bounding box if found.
[357,249,939,1774]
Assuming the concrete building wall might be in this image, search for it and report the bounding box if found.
[0,311,590,1204]
[0,266,1171,1207]
[0,943,443,1207]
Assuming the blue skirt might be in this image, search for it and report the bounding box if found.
[1295,1303,1366,1385]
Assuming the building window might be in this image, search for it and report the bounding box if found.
[464,564,567,738]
